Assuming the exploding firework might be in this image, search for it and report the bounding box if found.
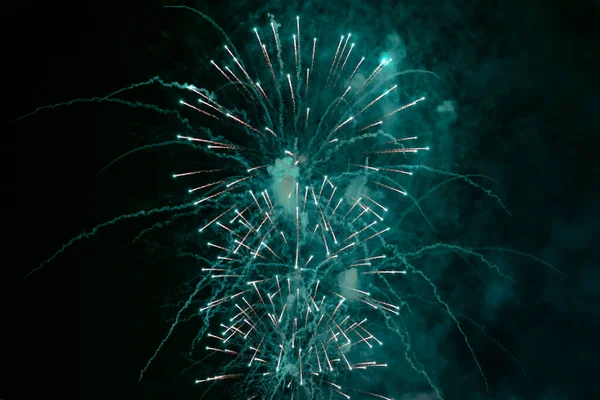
[12,5,560,400]
[146,10,434,398]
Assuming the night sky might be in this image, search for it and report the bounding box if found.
[6,1,599,400]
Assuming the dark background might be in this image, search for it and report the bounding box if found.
[6,0,599,399]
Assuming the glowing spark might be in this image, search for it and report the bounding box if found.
[372,181,407,195]
[287,74,296,115]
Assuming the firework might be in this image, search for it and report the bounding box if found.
[164,12,429,397]
[13,6,549,400]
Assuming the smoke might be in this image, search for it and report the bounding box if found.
[338,267,360,298]
[436,100,458,125]
[344,174,368,204]
[267,157,300,215]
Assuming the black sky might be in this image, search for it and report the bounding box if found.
[6,0,599,399]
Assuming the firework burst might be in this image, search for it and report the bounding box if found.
[161,11,432,398]
[13,6,553,400]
